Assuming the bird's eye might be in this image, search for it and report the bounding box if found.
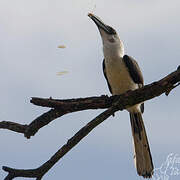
[108,37,115,43]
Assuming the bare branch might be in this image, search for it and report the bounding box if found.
[30,95,113,109]
[3,106,117,180]
[24,109,66,139]
[0,121,27,134]
[2,166,43,180]
[25,67,180,138]
[0,68,180,139]
[31,68,180,110]
[1,67,180,179]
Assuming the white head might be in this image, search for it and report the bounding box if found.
[88,13,124,58]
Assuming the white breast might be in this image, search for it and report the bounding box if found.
[105,57,138,95]
[105,57,142,113]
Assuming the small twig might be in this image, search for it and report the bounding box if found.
[165,82,180,96]
[177,65,180,70]
[3,106,117,180]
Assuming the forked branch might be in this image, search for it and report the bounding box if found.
[3,107,117,180]
[1,67,180,180]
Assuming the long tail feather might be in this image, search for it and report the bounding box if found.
[130,112,154,178]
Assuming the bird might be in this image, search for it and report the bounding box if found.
[88,13,154,178]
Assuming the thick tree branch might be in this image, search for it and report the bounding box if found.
[25,67,180,138]
[1,67,180,179]
[0,68,180,139]
[31,67,180,110]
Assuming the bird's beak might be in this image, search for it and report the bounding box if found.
[88,13,112,34]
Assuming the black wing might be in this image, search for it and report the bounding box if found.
[123,55,144,113]
[123,55,144,85]
[102,59,112,94]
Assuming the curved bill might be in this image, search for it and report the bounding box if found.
[88,13,114,34]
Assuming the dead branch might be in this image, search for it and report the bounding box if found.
[1,67,180,180]
[30,95,113,109]
[24,95,114,139]
[0,68,180,139]
[1,67,179,139]
[0,121,27,134]
[3,107,117,180]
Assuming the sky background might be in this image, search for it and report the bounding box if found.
[0,0,180,179]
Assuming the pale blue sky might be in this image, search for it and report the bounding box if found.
[0,0,180,179]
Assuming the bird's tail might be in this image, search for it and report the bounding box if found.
[129,112,154,178]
